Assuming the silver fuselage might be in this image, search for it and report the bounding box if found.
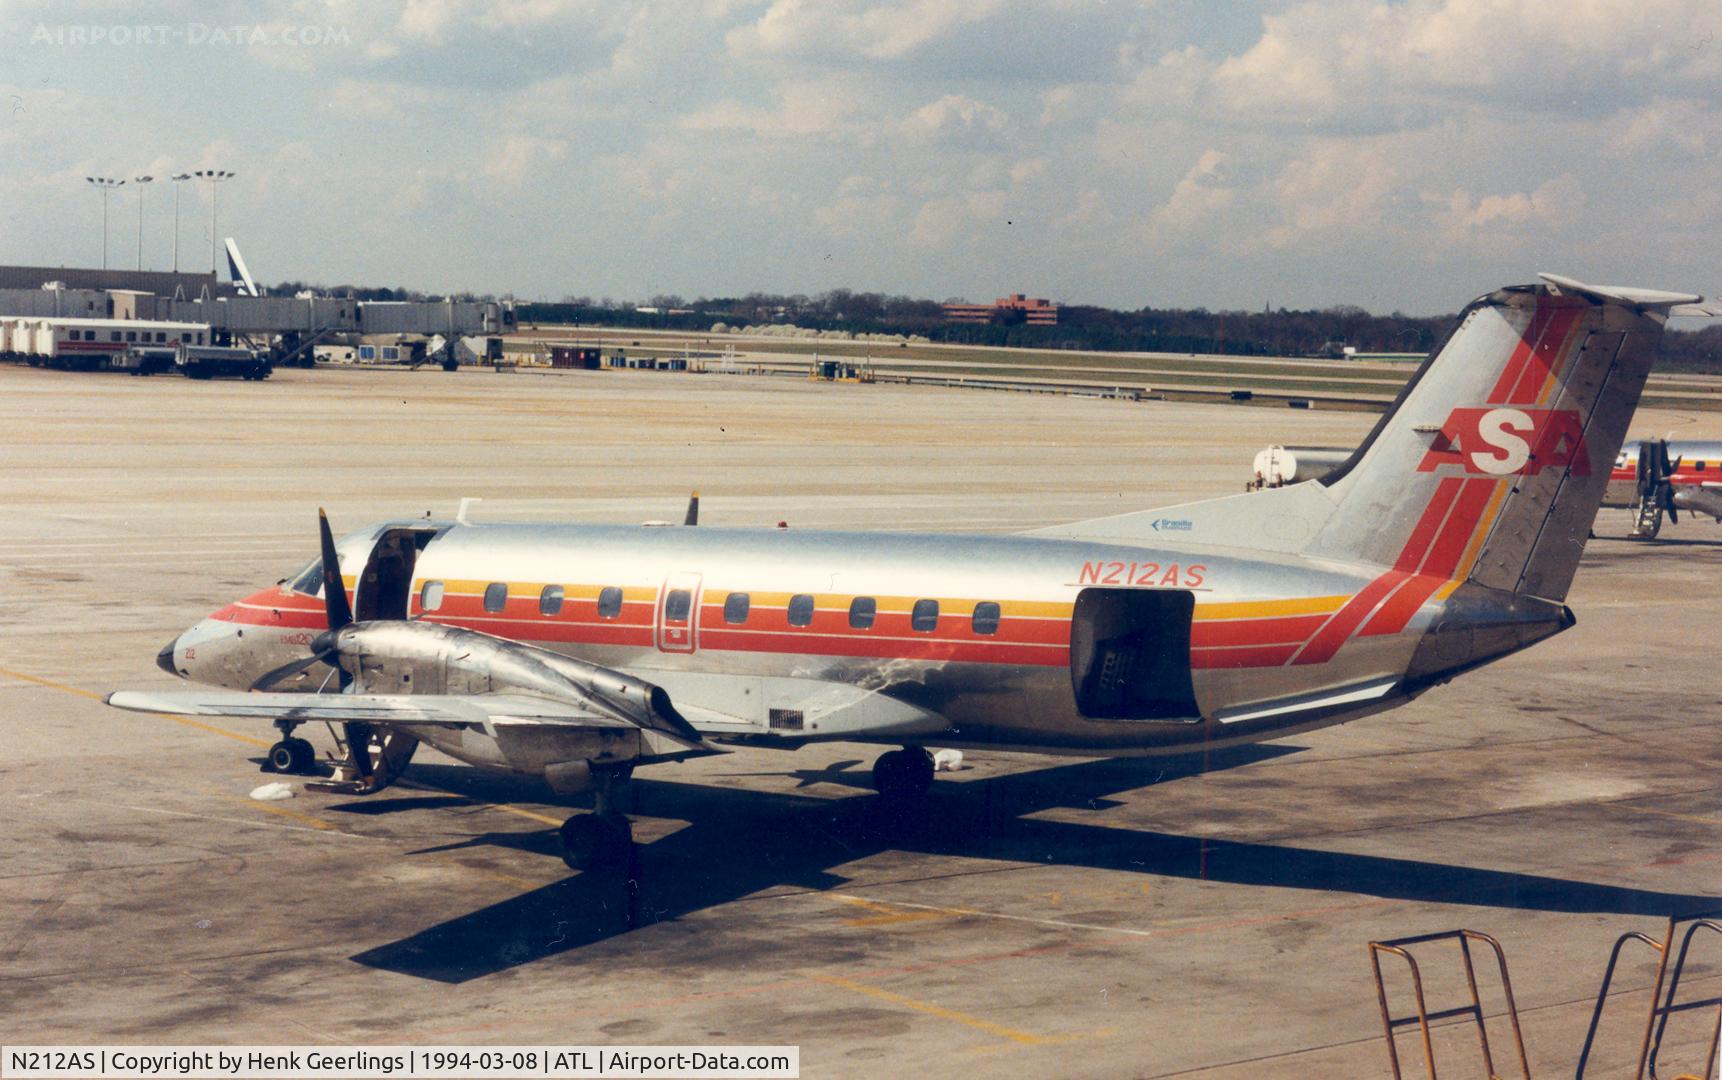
[167,520,1443,769]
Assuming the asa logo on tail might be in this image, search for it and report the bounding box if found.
[1417,407,1590,477]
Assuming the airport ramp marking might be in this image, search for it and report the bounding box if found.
[0,665,270,747]
[830,890,1403,941]
[836,895,952,926]
[209,787,336,832]
[812,974,1045,1045]
[480,803,566,827]
[103,800,382,840]
[1608,800,1722,828]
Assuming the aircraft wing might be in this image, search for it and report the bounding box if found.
[105,689,639,729]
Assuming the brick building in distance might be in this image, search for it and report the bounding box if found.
[943,292,1058,326]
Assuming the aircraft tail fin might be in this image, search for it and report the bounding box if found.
[1304,274,1690,606]
[1032,274,1704,609]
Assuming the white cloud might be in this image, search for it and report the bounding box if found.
[813,175,904,239]
[728,0,1008,62]
[1009,157,1049,185]
[319,78,457,119]
[908,188,1009,248]
[1261,142,1400,248]
[1208,0,1722,130]
[482,134,569,186]
[1609,98,1718,159]
[680,79,864,138]
[7,0,1722,311]
[1432,174,1587,231]
[1147,149,1235,242]
[899,93,1009,148]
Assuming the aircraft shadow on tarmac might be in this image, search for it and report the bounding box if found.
[346,746,1720,984]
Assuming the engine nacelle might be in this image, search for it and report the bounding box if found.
[320,621,701,745]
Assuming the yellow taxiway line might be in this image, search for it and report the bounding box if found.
[812,974,1046,1045]
[0,665,270,747]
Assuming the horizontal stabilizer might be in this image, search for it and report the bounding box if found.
[1537,273,1700,309]
[1670,301,1722,318]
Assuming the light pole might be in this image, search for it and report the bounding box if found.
[194,169,235,274]
[170,173,191,272]
[133,175,153,271]
[85,176,125,269]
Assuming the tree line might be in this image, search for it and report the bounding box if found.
[267,281,1722,371]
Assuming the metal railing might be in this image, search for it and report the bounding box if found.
[1369,929,1531,1079]
[1576,913,1722,1080]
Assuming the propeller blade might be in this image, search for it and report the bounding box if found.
[318,509,354,632]
[248,649,337,692]
[684,491,700,527]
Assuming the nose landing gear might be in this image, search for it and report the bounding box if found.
[266,736,316,775]
[264,720,318,775]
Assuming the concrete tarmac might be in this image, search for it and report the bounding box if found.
[2,364,1720,1078]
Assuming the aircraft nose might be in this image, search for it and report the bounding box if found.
[157,635,180,676]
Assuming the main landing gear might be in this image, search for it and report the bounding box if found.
[265,721,317,775]
[559,765,635,874]
[872,746,934,802]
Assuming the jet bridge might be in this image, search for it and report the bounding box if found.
[0,287,514,366]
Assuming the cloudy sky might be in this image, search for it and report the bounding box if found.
[2,0,1719,313]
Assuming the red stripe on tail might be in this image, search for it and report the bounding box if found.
[1394,476,1463,572]
[1506,307,1582,405]
[1292,570,1409,665]
[1488,304,1557,404]
[1359,478,1500,637]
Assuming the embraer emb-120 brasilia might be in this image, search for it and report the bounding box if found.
[108,274,1719,872]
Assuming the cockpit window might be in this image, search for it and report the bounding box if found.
[284,558,325,597]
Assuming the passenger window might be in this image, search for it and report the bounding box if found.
[849,597,876,629]
[419,580,444,611]
[483,582,508,613]
[85,331,97,341]
[110,331,122,341]
[181,332,192,342]
[911,599,940,632]
[539,584,564,616]
[724,592,750,624]
[597,587,622,619]
[125,331,137,342]
[665,589,692,620]
[1696,461,1707,472]
[156,332,166,342]
[972,601,1001,635]
[788,594,815,627]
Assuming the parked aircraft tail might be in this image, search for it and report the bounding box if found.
[1308,275,1704,604]
[1037,275,1715,606]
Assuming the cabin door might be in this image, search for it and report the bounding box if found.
[655,572,703,654]
[353,527,438,621]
